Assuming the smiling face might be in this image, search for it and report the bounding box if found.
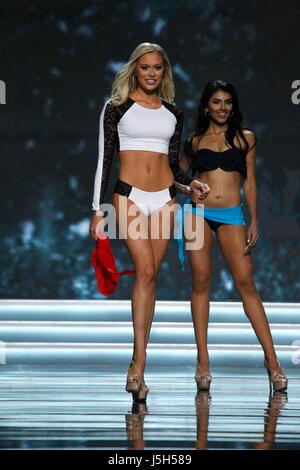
[134,51,164,93]
[206,89,233,125]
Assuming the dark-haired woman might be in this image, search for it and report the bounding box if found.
[180,80,287,394]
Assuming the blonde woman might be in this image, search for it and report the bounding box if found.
[89,42,209,402]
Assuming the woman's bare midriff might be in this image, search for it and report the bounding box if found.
[118,150,174,191]
[197,168,242,208]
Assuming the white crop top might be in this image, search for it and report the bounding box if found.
[117,100,177,154]
[92,97,193,210]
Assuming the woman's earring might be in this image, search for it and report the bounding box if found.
[205,110,209,116]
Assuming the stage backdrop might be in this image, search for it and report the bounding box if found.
[1,0,299,301]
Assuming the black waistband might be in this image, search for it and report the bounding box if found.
[114,179,176,199]
[114,180,132,197]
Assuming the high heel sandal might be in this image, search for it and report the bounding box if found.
[125,363,149,402]
[195,362,212,392]
[264,359,288,393]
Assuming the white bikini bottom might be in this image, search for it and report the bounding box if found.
[114,179,176,216]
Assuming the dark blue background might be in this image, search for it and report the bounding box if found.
[1,0,299,300]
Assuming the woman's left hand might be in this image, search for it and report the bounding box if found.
[244,221,259,253]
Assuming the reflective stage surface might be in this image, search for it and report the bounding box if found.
[0,367,299,450]
[0,300,299,450]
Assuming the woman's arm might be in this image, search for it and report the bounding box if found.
[92,100,119,211]
[175,149,193,193]
[168,109,194,191]
[179,151,191,173]
[90,100,119,240]
[168,115,209,197]
[179,139,210,199]
[243,131,259,251]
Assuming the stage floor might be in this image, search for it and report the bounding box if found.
[0,366,299,450]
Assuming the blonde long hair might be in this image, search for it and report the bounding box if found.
[111,42,175,106]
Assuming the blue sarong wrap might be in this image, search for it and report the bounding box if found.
[176,198,245,271]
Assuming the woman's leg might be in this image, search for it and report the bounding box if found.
[113,195,175,373]
[216,224,279,370]
[113,194,156,374]
[144,200,175,346]
[187,217,213,371]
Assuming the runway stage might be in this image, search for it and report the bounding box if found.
[0,300,299,450]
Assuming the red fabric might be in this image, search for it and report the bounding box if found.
[91,237,135,296]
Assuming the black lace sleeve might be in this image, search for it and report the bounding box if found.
[183,134,194,159]
[92,100,119,210]
[168,108,194,188]
[183,133,197,176]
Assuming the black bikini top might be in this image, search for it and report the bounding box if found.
[184,134,247,177]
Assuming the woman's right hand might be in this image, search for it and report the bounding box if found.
[89,211,104,241]
[190,179,210,203]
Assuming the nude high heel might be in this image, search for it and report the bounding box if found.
[264,359,288,393]
[125,362,149,402]
[195,362,212,392]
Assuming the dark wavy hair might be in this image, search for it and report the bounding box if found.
[194,80,251,153]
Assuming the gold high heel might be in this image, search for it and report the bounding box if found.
[125,362,149,402]
[195,362,212,392]
[264,359,288,393]
[139,378,149,400]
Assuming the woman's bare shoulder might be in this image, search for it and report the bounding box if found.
[242,129,256,141]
